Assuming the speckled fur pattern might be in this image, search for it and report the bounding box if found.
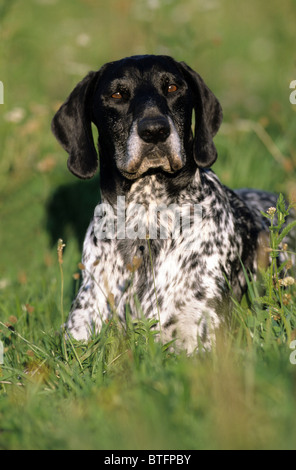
[51,55,292,353]
[67,171,278,352]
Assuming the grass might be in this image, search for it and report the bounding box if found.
[1,0,296,450]
[1,198,295,450]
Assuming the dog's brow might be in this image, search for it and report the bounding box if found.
[110,77,130,86]
[106,78,132,94]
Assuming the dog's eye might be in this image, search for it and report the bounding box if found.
[111,91,123,99]
[168,84,178,93]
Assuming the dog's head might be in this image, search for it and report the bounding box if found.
[52,55,223,181]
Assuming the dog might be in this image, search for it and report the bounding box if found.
[51,55,291,353]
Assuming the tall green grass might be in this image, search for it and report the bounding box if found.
[0,198,295,450]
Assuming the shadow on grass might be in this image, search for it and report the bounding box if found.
[46,175,100,250]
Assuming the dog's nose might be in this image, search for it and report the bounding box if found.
[137,117,170,144]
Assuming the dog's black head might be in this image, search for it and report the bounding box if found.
[52,55,223,183]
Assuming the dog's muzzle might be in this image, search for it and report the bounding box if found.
[121,116,184,179]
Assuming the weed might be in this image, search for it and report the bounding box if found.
[232,195,296,352]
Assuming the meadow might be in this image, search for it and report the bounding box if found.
[0,0,296,450]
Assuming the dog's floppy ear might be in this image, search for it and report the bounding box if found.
[179,61,223,168]
[51,69,104,179]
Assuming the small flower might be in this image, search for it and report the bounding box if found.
[279,276,295,287]
[267,207,276,217]
[271,308,281,321]
[4,107,26,123]
[283,293,292,306]
[57,239,66,265]
[26,350,35,358]
[8,315,18,324]
[25,304,35,314]
[285,259,293,270]
[76,33,91,47]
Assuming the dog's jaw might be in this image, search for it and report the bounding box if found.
[118,118,185,180]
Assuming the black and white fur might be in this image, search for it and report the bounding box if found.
[52,55,291,352]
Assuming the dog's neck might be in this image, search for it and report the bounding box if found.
[100,165,202,207]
